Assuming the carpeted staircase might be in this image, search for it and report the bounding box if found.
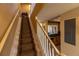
[18,13,36,56]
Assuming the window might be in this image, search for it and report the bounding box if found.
[64,18,76,45]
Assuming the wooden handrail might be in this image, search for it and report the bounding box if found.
[0,9,19,53]
[36,17,65,56]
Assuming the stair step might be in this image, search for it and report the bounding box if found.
[21,43,34,51]
[21,34,31,38]
[22,25,30,28]
[20,38,33,44]
[21,49,36,56]
[22,27,30,30]
[21,30,30,34]
[22,27,30,29]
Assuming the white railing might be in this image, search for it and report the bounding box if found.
[36,17,65,56]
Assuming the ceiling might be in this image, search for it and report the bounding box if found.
[37,3,79,21]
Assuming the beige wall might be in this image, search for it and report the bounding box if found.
[0,14,19,55]
[60,7,79,56]
[0,4,19,42]
[0,4,19,55]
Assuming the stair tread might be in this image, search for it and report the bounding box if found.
[19,39,33,44]
[21,35,31,39]
[21,49,36,56]
[22,38,32,42]
[21,43,34,51]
